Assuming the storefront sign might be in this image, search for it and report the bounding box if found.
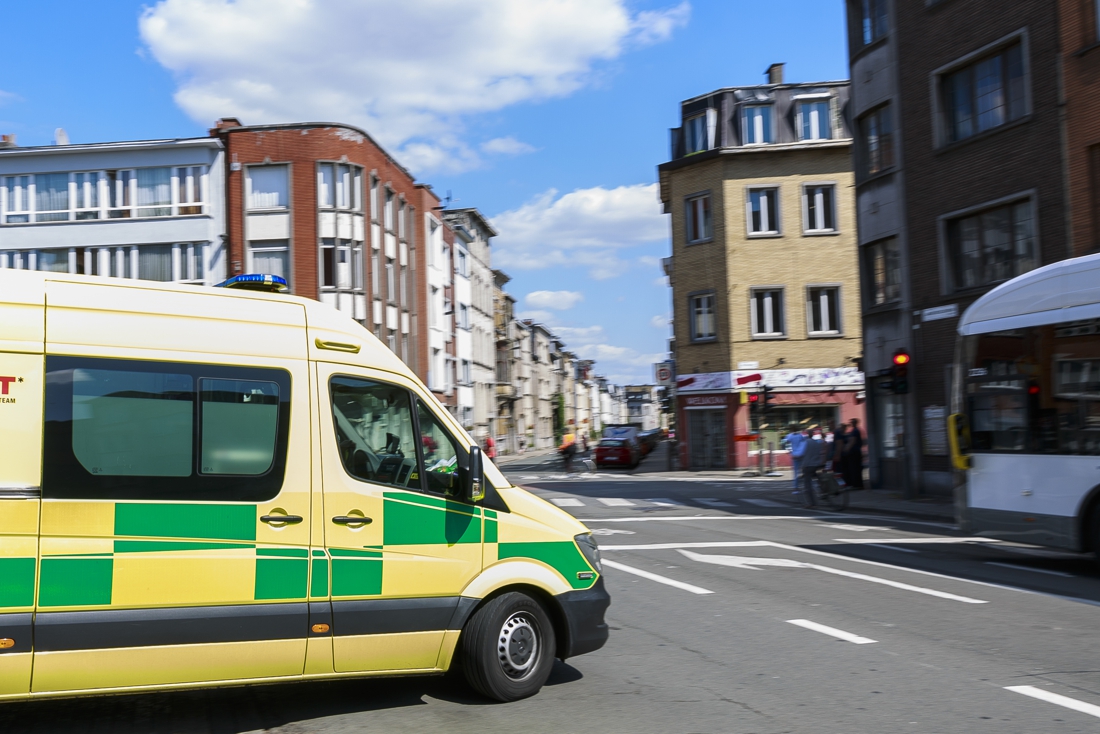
[732,367,864,387]
[922,405,947,456]
[677,372,732,392]
[921,304,959,323]
[683,394,729,407]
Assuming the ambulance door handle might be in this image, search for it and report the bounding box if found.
[260,514,304,525]
[332,515,372,526]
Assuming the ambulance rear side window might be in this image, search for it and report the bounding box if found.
[44,356,291,501]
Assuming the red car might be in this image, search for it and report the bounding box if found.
[595,438,640,469]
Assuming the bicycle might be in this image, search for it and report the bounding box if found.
[811,468,850,511]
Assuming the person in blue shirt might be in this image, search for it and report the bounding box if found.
[783,423,807,491]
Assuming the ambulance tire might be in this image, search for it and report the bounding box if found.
[460,591,557,702]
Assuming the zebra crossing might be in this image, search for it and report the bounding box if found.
[547,495,797,510]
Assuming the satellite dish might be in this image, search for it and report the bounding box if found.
[54,128,70,145]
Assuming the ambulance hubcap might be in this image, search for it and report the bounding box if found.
[498,613,539,679]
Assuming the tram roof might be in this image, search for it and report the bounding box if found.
[958,252,1100,336]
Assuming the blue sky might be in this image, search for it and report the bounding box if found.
[0,0,848,384]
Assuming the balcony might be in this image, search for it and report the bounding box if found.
[496,383,516,399]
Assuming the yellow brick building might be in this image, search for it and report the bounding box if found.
[659,67,865,470]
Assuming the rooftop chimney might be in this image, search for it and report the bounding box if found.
[215,117,243,129]
[767,63,785,85]
[54,128,70,145]
[0,134,16,149]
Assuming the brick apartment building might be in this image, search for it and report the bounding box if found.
[844,0,1068,495]
[1060,0,1100,255]
[659,66,865,471]
[209,119,457,410]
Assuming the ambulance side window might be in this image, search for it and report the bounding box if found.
[42,355,291,501]
[416,400,463,496]
[330,376,421,490]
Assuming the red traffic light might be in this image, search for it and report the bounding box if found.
[748,394,760,403]
[892,350,911,366]
[1028,384,1040,395]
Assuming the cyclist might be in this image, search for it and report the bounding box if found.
[800,427,826,508]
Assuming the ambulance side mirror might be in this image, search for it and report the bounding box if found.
[465,445,486,503]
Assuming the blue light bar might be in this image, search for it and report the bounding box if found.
[215,273,289,293]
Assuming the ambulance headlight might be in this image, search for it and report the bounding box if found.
[574,533,602,573]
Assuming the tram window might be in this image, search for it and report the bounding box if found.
[968,381,1027,452]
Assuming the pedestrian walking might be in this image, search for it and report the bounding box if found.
[484,434,496,460]
[841,418,865,489]
[800,427,826,507]
[783,423,807,491]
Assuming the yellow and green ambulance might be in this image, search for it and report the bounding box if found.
[0,270,608,703]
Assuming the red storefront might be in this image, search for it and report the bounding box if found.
[676,369,866,471]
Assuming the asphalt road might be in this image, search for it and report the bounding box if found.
[4,451,1100,733]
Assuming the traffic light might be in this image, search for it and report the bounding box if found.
[762,384,776,413]
[891,349,910,394]
[747,391,760,424]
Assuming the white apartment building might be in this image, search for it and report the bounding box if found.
[425,214,451,396]
[443,209,496,440]
[0,137,225,284]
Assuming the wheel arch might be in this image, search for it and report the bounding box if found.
[1077,482,1100,552]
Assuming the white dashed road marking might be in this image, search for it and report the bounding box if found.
[694,498,735,507]
[743,499,786,508]
[550,498,584,507]
[648,498,685,506]
[786,619,877,645]
[1006,686,1100,719]
[834,537,1000,545]
[598,498,636,506]
[601,559,714,595]
[867,544,919,554]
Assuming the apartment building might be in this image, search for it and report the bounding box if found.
[659,66,865,471]
[443,208,497,440]
[209,119,441,390]
[1059,0,1100,255]
[843,0,1067,495]
[0,136,225,284]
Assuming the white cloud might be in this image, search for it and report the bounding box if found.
[481,136,536,157]
[525,290,584,310]
[491,183,667,280]
[0,90,23,107]
[650,315,669,329]
[140,0,688,175]
[514,309,556,325]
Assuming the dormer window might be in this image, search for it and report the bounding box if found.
[684,114,707,154]
[743,105,773,145]
[798,99,833,141]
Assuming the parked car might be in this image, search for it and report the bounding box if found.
[595,438,640,469]
[637,429,661,456]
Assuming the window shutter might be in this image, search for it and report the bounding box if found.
[705,108,718,149]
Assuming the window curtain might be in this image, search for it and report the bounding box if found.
[35,173,70,221]
[247,166,288,209]
[136,168,171,216]
[139,245,174,282]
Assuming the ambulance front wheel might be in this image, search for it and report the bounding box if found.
[460,591,556,702]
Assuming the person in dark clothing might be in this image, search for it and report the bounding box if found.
[800,429,826,507]
[841,418,864,489]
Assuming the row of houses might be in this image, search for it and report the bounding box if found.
[662,0,1100,494]
[0,119,649,452]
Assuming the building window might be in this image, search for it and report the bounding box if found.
[400,263,408,307]
[371,244,381,299]
[247,165,288,210]
[386,257,395,302]
[807,287,841,335]
[947,198,1036,290]
[370,176,379,221]
[747,188,780,235]
[387,329,397,352]
[139,245,174,282]
[684,114,707,153]
[456,248,468,277]
[384,189,395,232]
[743,105,773,145]
[398,201,406,239]
[941,41,1026,145]
[135,168,172,218]
[689,292,716,341]
[803,185,836,233]
[861,0,887,46]
[798,100,832,141]
[317,164,333,208]
[685,194,711,243]
[249,239,289,281]
[866,237,901,306]
[751,289,785,338]
[3,175,31,222]
[860,105,894,176]
[461,360,471,385]
[458,304,470,329]
[336,164,352,209]
[34,173,70,222]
